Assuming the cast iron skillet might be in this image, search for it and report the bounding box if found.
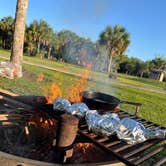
[81,91,142,111]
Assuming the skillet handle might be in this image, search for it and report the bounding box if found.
[120,101,143,106]
[120,101,143,116]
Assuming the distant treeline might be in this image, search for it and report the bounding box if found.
[0,16,165,78]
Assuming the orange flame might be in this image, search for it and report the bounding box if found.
[76,143,93,154]
[44,48,91,104]
[67,64,91,103]
[37,73,44,82]
[45,83,62,104]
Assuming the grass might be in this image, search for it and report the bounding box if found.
[117,73,166,91]
[0,57,166,127]
[1,48,166,92]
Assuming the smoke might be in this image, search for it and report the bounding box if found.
[62,37,116,96]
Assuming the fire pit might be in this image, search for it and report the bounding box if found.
[0,91,165,166]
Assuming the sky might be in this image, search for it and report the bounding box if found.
[0,0,166,61]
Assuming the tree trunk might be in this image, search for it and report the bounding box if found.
[140,71,144,77]
[10,0,28,78]
[108,54,113,73]
[37,41,40,54]
[3,38,6,49]
[47,46,52,59]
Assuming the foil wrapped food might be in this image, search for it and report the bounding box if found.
[53,98,71,111]
[116,118,166,144]
[86,110,120,136]
[145,128,166,140]
[53,98,166,144]
[116,118,147,144]
[67,103,90,118]
[53,98,89,118]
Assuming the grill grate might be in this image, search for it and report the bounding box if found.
[78,110,166,166]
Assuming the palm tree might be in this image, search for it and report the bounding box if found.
[10,0,28,77]
[99,25,130,74]
[149,57,166,70]
[36,20,51,54]
[0,16,14,49]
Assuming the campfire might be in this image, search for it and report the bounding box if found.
[0,90,166,166]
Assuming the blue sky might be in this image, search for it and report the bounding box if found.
[0,0,166,61]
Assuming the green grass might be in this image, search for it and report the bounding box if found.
[1,48,166,92]
[0,49,109,80]
[117,73,166,91]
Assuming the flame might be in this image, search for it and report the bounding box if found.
[67,64,91,103]
[40,117,43,123]
[44,47,91,104]
[45,64,91,104]
[37,73,44,82]
[76,143,93,154]
[28,114,57,130]
[45,83,62,104]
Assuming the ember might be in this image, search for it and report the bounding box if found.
[75,143,93,154]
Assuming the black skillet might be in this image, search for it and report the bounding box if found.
[81,91,142,111]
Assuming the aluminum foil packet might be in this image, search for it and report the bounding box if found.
[67,103,90,118]
[145,128,166,140]
[86,110,120,136]
[116,118,166,144]
[116,118,147,144]
[53,98,71,111]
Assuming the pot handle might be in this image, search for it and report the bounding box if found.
[120,100,143,106]
[120,100,143,116]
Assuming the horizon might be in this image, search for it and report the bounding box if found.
[0,0,166,61]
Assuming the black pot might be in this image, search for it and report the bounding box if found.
[81,91,143,111]
[81,91,120,110]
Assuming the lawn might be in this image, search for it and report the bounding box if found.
[0,57,166,127]
[117,73,166,91]
[1,48,166,93]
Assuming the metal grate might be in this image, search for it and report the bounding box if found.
[78,110,166,166]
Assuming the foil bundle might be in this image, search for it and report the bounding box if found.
[116,118,166,144]
[145,128,166,140]
[116,118,147,144]
[53,98,89,118]
[53,98,71,111]
[53,98,166,144]
[86,110,120,136]
[67,103,90,118]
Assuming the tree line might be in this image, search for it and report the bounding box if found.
[0,16,165,78]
